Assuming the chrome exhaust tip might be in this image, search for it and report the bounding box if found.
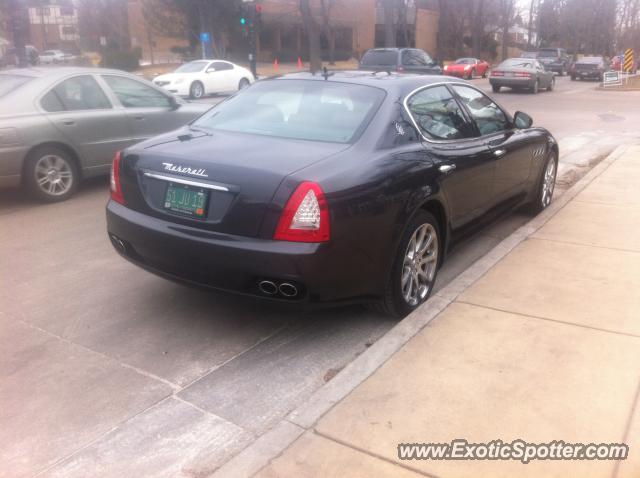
[279,282,298,298]
[109,234,126,254]
[258,280,278,295]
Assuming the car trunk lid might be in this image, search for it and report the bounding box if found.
[120,129,348,238]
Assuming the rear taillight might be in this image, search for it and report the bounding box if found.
[274,181,330,243]
[515,71,531,77]
[491,70,504,76]
[110,150,125,205]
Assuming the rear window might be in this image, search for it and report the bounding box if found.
[499,59,535,69]
[193,79,385,144]
[578,57,602,64]
[0,74,33,98]
[360,50,398,67]
[538,49,559,58]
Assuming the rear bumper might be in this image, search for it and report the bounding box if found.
[490,78,535,88]
[573,70,602,79]
[106,201,376,304]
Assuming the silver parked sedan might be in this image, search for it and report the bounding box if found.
[489,58,555,94]
[0,67,212,201]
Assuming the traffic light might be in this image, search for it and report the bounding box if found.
[240,16,246,25]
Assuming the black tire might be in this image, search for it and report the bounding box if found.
[547,77,555,91]
[482,69,487,78]
[467,69,474,80]
[525,151,558,215]
[24,146,79,202]
[492,84,501,93]
[238,78,250,90]
[378,211,441,318]
[189,81,205,99]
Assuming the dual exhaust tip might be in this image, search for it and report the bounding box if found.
[258,280,299,298]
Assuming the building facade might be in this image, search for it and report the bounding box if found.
[28,3,79,52]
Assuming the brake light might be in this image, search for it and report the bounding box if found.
[491,70,504,76]
[515,72,531,77]
[110,150,125,205]
[274,181,330,243]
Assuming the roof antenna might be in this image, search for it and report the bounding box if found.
[322,66,333,80]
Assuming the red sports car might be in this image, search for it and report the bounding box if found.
[443,58,491,79]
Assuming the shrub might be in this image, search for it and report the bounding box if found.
[100,48,142,71]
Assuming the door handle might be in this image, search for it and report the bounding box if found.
[61,119,75,126]
[134,115,145,121]
[493,149,506,158]
[439,164,456,174]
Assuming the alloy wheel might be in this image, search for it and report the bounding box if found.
[401,223,438,306]
[34,154,74,197]
[541,158,556,207]
[192,82,204,98]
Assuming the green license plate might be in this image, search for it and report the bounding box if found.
[163,183,209,218]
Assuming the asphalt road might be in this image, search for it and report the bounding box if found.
[2,74,640,476]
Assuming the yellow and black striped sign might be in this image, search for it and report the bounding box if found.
[623,48,634,72]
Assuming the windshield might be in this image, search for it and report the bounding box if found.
[521,52,537,58]
[193,79,385,144]
[455,58,475,64]
[0,74,33,98]
[500,59,534,69]
[175,61,209,73]
[538,49,558,58]
[360,50,397,66]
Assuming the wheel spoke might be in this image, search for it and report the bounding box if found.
[37,176,49,186]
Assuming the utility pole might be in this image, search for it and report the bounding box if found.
[240,0,260,78]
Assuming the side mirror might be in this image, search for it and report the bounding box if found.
[206,68,215,73]
[514,111,533,129]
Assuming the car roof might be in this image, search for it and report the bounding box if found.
[270,70,463,95]
[0,67,134,79]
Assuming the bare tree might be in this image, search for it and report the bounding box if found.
[383,0,396,47]
[300,0,322,72]
[319,0,336,64]
[498,0,516,60]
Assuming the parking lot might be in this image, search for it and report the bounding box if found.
[2,73,640,477]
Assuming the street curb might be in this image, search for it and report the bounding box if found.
[210,144,628,478]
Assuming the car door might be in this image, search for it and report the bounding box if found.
[451,84,536,204]
[40,74,131,173]
[204,61,235,93]
[405,84,497,229]
[100,74,191,142]
[535,61,552,88]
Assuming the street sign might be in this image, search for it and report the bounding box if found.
[623,48,634,73]
[603,71,621,87]
[200,32,211,43]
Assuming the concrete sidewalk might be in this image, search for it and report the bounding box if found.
[247,146,640,477]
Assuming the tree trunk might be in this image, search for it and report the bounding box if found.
[300,0,322,72]
[527,0,536,47]
[471,0,485,58]
[383,0,395,47]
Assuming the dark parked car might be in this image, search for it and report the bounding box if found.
[537,47,570,75]
[570,56,608,81]
[490,58,555,93]
[359,48,442,75]
[107,72,558,317]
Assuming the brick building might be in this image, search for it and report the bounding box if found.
[27,3,79,52]
[126,0,439,65]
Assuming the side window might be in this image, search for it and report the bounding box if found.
[452,85,510,136]
[402,50,428,66]
[41,90,65,112]
[406,85,471,140]
[102,75,171,108]
[45,75,111,111]
[210,61,233,71]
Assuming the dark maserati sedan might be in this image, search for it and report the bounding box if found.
[106,72,558,317]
